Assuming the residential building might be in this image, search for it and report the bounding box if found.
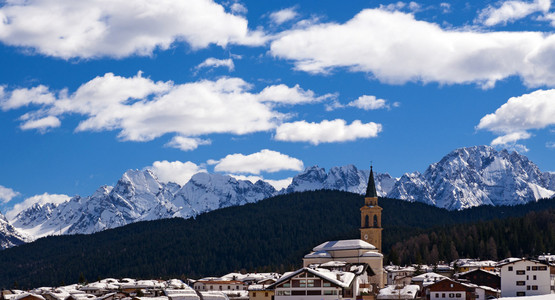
[454,269,500,290]
[498,258,551,297]
[384,265,416,286]
[269,267,366,300]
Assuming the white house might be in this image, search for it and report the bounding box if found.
[269,267,367,300]
[384,265,416,286]
[498,258,550,297]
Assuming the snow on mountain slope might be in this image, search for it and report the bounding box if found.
[4,145,554,248]
[0,212,27,249]
[8,171,276,242]
[387,146,555,210]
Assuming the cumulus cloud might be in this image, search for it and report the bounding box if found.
[347,95,389,110]
[269,7,299,25]
[146,160,206,186]
[274,119,382,145]
[0,185,19,204]
[491,131,532,146]
[476,0,551,26]
[165,136,211,151]
[257,84,335,105]
[1,72,290,143]
[19,116,61,131]
[0,85,56,111]
[195,58,235,72]
[209,149,304,174]
[477,89,555,146]
[0,0,266,59]
[270,8,555,87]
[5,193,70,220]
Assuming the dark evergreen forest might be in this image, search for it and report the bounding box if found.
[1,190,553,289]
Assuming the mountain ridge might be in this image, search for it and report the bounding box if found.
[1,145,554,247]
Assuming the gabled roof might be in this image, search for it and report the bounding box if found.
[313,239,376,252]
[269,268,355,289]
[497,258,550,267]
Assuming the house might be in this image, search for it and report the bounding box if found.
[456,260,497,273]
[269,267,364,300]
[384,265,416,286]
[454,269,500,290]
[377,285,420,300]
[247,285,273,300]
[411,272,448,290]
[193,280,247,292]
[425,279,475,300]
[498,258,551,297]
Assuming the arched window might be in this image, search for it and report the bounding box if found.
[365,215,369,228]
[373,215,379,227]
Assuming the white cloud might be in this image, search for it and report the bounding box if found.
[211,149,304,174]
[269,7,298,25]
[195,58,235,72]
[477,89,555,146]
[347,95,389,110]
[257,84,335,105]
[546,141,555,148]
[0,185,19,204]
[2,72,287,142]
[477,89,555,133]
[440,3,452,13]
[477,0,551,26]
[19,116,61,131]
[5,193,70,220]
[229,174,293,190]
[0,85,56,111]
[0,0,266,59]
[165,136,211,151]
[230,2,247,15]
[491,131,532,146]
[147,160,206,186]
[275,119,382,145]
[270,8,555,87]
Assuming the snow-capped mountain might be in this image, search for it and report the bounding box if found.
[8,170,276,242]
[388,145,555,210]
[0,212,27,249]
[3,145,554,249]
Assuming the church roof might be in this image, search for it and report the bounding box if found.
[365,166,377,198]
[313,239,377,252]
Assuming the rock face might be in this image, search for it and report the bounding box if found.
[8,170,276,241]
[3,145,554,248]
[0,212,27,249]
[387,146,555,210]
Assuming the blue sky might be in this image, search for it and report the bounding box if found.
[1,0,554,216]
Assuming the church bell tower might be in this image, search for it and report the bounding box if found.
[360,165,383,252]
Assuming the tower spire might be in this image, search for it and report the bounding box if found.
[365,165,377,198]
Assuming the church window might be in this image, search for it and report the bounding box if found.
[374,215,378,227]
[365,215,369,228]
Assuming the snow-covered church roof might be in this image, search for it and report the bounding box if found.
[313,239,376,252]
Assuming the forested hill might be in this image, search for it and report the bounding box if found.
[1,190,554,289]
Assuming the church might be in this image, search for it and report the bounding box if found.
[302,166,384,287]
[270,166,385,300]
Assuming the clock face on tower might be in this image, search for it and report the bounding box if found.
[364,234,368,240]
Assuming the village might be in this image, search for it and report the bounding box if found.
[2,168,554,300]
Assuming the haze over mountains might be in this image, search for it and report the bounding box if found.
[1,145,554,248]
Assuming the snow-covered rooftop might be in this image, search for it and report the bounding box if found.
[313,239,376,251]
[377,285,420,299]
[304,250,332,258]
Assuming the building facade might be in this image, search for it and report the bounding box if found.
[499,259,550,297]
